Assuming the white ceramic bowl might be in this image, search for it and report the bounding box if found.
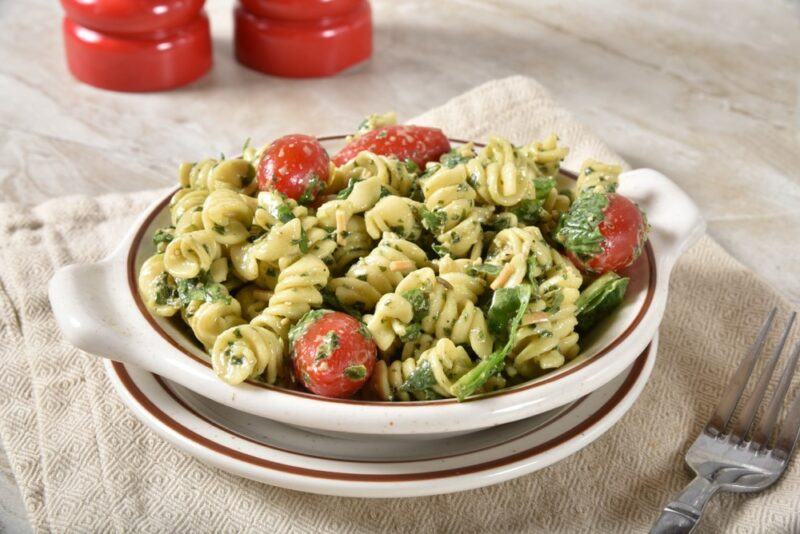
[49,137,704,438]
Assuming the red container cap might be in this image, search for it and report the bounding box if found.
[234,0,372,78]
[61,0,212,92]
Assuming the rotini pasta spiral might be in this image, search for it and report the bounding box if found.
[364,195,422,240]
[179,157,257,195]
[230,212,336,279]
[170,188,208,235]
[511,250,582,378]
[235,284,272,321]
[465,136,529,207]
[330,216,373,274]
[138,254,179,317]
[366,339,473,401]
[333,151,415,197]
[184,297,245,349]
[211,324,284,385]
[575,159,622,196]
[251,255,330,342]
[420,163,487,258]
[327,232,428,312]
[163,230,221,279]
[484,225,553,289]
[518,133,569,177]
[202,189,256,245]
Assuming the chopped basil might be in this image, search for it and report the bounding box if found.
[154,273,179,307]
[399,323,422,343]
[315,332,340,360]
[175,270,230,306]
[509,199,541,225]
[404,158,419,174]
[440,149,471,168]
[431,244,449,258]
[152,227,175,247]
[291,226,309,253]
[533,176,556,201]
[466,263,501,277]
[298,175,324,205]
[399,359,437,396]
[344,365,367,380]
[212,224,226,235]
[288,309,331,346]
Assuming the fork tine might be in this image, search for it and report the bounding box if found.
[731,313,796,443]
[706,307,776,435]
[755,339,800,448]
[774,379,800,461]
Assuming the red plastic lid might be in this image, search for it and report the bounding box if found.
[63,13,212,92]
[239,0,364,20]
[60,0,206,35]
[234,0,372,78]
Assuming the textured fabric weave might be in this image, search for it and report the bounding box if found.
[0,76,797,533]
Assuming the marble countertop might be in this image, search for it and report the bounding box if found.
[1,0,798,530]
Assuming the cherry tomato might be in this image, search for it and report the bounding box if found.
[332,125,450,168]
[290,310,377,398]
[257,134,330,204]
[565,193,648,274]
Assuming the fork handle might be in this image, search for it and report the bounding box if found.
[650,476,718,534]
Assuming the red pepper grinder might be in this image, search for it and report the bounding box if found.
[61,0,212,92]
[235,0,372,78]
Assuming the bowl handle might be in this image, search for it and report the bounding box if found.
[618,168,705,273]
[49,261,143,365]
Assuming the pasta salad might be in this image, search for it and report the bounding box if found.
[138,113,648,401]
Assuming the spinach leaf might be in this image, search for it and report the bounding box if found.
[298,174,324,205]
[509,199,541,225]
[533,176,556,201]
[486,285,530,342]
[440,149,471,168]
[399,359,440,399]
[575,272,629,332]
[420,206,447,234]
[554,192,609,260]
[400,288,429,323]
[451,284,531,400]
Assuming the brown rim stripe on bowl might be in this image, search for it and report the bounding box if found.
[110,344,648,482]
[128,136,656,405]
[152,373,589,464]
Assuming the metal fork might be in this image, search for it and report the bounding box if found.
[651,308,800,533]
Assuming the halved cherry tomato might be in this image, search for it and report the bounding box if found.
[332,124,450,168]
[290,310,377,398]
[257,134,330,204]
[564,193,648,274]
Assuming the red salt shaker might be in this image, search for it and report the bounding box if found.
[61,0,212,92]
[235,0,372,78]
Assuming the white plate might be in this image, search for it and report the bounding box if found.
[105,334,657,497]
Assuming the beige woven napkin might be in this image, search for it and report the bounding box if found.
[1,76,798,533]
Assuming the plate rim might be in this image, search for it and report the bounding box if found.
[104,336,656,496]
